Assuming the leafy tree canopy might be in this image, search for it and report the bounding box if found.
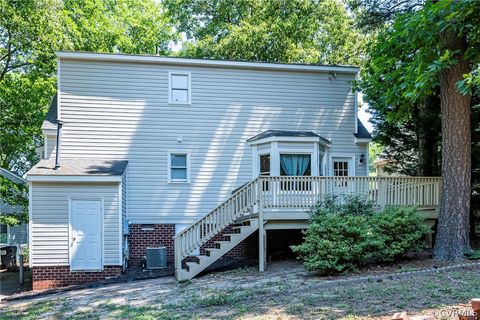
[165,0,365,65]
[0,175,28,226]
[357,1,480,118]
[1,0,176,174]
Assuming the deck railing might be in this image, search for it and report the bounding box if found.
[174,175,441,276]
[260,176,441,209]
[174,178,260,274]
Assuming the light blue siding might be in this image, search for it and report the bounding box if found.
[57,59,367,224]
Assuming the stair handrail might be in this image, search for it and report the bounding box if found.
[174,178,260,273]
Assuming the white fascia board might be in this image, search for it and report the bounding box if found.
[248,136,331,146]
[56,51,359,74]
[27,175,122,182]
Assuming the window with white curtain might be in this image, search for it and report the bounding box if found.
[169,73,190,104]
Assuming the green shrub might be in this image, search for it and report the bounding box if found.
[372,206,430,262]
[291,206,382,274]
[465,249,480,260]
[291,195,429,275]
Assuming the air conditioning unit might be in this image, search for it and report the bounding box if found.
[145,247,167,269]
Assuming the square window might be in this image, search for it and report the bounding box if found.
[333,160,349,177]
[169,153,189,183]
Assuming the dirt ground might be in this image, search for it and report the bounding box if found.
[1,259,479,320]
[0,269,32,299]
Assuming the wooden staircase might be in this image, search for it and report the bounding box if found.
[178,219,259,280]
[174,179,261,281]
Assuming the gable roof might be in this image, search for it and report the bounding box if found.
[57,51,359,74]
[354,119,372,139]
[41,94,58,131]
[27,159,128,177]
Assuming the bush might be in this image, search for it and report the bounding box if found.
[291,195,429,274]
[372,206,430,262]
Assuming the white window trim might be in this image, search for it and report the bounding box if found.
[68,197,104,272]
[168,152,190,183]
[168,71,191,105]
[330,153,355,176]
[28,182,33,264]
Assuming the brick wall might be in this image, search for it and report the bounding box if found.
[129,223,252,268]
[199,225,248,258]
[128,224,175,266]
[32,266,122,291]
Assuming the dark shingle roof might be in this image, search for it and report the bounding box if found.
[354,119,372,139]
[27,159,128,176]
[41,94,58,130]
[247,130,331,144]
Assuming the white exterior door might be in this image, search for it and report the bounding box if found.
[70,199,102,271]
[332,157,354,195]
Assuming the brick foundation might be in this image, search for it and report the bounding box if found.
[128,223,252,267]
[199,225,249,258]
[128,224,175,266]
[32,266,122,291]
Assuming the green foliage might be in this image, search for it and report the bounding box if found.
[164,0,365,65]
[1,0,176,175]
[0,0,65,172]
[464,249,480,260]
[0,175,28,225]
[292,196,429,274]
[355,0,480,177]
[368,142,383,175]
[63,0,176,55]
[371,206,430,261]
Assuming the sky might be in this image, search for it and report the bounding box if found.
[358,104,373,133]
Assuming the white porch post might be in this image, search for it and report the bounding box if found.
[312,143,319,176]
[258,180,266,272]
[270,141,280,176]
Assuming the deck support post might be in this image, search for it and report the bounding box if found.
[258,178,266,272]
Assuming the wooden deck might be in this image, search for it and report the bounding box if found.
[174,176,441,280]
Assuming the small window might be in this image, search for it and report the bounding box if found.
[169,153,189,183]
[259,154,270,176]
[169,73,190,104]
[333,161,349,177]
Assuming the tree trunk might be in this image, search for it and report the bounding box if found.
[417,93,441,176]
[433,31,472,260]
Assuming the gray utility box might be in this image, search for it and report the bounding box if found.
[145,247,167,269]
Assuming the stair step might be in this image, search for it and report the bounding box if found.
[178,219,259,281]
[205,248,220,257]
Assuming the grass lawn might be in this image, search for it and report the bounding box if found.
[1,261,479,320]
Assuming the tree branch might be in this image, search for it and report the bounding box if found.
[0,29,13,81]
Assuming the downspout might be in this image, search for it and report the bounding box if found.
[54,120,63,169]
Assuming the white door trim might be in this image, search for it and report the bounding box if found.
[68,197,104,271]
